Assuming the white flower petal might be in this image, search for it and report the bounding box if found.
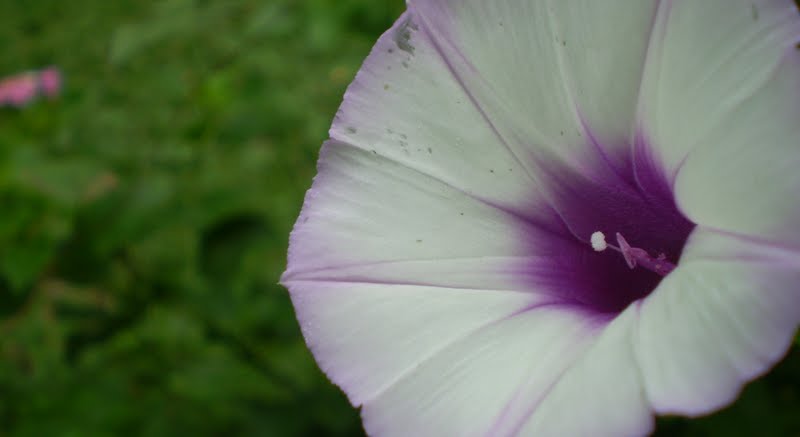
[361,305,601,437]
[285,280,545,407]
[673,47,800,246]
[409,0,660,169]
[515,308,653,437]
[330,11,547,220]
[283,141,555,286]
[281,141,569,408]
[635,227,800,416]
[638,0,800,181]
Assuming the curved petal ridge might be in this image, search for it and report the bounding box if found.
[672,44,800,246]
[359,299,571,408]
[637,0,800,180]
[324,141,556,231]
[327,11,554,226]
[631,0,673,132]
[410,0,660,157]
[509,307,653,437]
[289,281,548,407]
[634,248,800,416]
[286,141,563,278]
[283,255,565,294]
[680,6,798,111]
[672,44,800,188]
[408,0,666,245]
[409,2,550,170]
[486,324,601,436]
[361,303,603,437]
[683,226,800,268]
[405,3,543,192]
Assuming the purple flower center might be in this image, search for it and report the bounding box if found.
[525,134,695,314]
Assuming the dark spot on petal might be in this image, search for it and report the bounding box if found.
[394,17,416,55]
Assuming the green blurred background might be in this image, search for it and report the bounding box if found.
[0,1,797,435]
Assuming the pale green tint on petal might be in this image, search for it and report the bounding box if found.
[635,228,800,416]
[410,0,658,169]
[515,308,653,437]
[674,48,800,245]
[284,142,536,280]
[361,305,599,437]
[285,281,542,407]
[638,0,800,180]
[330,12,543,220]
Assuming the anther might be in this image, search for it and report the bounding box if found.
[590,231,676,277]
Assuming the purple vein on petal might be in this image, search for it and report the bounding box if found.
[488,312,613,437]
[576,110,630,185]
[323,141,562,233]
[281,273,543,294]
[415,25,584,243]
[631,129,673,204]
[283,255,552,284]
[407,4,576,230]
[358,299,585,408]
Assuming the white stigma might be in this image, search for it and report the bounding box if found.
[591,231,608,252]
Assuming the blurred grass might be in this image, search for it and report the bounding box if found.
[0,0,796,436]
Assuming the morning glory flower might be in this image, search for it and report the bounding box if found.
[282,1,800,436]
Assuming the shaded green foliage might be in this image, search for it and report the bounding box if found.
[0,0,796,435]
[0,0,402,435]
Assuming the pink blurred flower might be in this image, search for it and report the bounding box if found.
[0,66,62,108]
[38,67,61,98]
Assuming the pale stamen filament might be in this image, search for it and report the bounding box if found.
[590,231,675,276]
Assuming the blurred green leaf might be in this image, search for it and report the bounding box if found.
[0,0,406,434]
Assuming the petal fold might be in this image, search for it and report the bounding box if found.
[410,0,660,171]
[283,141,555,286]
[330,11,548,221]
[286,280,546,407]
[515,308,653,437]
[638,0,800,185]
[673,46,800,246]
[635,228,800,416]
[361,304,601,437]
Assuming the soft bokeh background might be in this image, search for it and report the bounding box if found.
[0,1,797,435]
